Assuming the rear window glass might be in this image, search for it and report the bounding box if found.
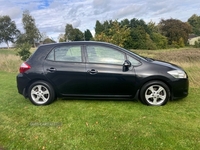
[46,46,82,62]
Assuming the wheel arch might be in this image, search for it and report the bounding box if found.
[23,78,58,98]
[138,78,172,101]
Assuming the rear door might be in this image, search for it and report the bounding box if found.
[84,44,137,97]
[43,44,86,96]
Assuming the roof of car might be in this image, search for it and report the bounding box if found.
[39,41,114,47]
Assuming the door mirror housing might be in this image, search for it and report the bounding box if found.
[123,60,131,72]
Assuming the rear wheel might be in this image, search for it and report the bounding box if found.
[140,81,170,106]
[28,81,55,105]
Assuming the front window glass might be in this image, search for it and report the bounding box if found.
[47,46,82,62]
[127,55,141,66]
[86,45,125,65]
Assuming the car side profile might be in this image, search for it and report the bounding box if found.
[16,41,189,106]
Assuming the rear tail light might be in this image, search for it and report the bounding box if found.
[19,62,31,73]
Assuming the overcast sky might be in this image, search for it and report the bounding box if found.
[0,0,200,46]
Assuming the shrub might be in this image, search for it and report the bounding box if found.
[16,42,31,61]
[178,37,185,47]
[151,32,168,49]
[194,39,200,48]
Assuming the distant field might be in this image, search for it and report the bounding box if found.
[0,48,35,72]
[0,47,200,149]
[0,49,21,72]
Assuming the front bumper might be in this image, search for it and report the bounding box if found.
[170,78,189,100]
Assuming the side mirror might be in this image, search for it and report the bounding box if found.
[123,60,131,72]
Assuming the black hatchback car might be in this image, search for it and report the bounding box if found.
[16,41,189,106]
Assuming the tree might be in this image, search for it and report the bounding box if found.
[148,21,159,33]
[15,33,27,46]
[151,32,168,49]
[120,19,130,27]
[129,26,148,49]
[159,18,192,46]
[43,38,56,44]
[146,21,168,49]
[65,24,74,41]
[95,20,104,35]
[22,10,41,47]
[58,34,65,42]
[122,18,159,49]
[73,28,84,41]
[122,18,152,49]
[130,18,150,35]
[188,14,200,35]
[0,15,19,49]
[64,24,83,41]
[84,29,93,41]
[95,21,130,47]
[15,10,40,60]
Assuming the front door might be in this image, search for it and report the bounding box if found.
[85,45,136,97]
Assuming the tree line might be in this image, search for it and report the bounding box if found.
[60,16,200,49]
[1,11,200,52]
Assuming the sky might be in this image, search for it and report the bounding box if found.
[0,0,200,47]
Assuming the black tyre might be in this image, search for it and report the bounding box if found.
[140,81,170,106]
[28,81,55,105]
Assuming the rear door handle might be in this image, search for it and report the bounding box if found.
[87,69,98,75]
[47,68,56,72]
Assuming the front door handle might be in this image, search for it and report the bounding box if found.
[87,69,98,75]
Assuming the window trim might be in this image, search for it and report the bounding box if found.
[46,45,84,63]
[85,45,126,65]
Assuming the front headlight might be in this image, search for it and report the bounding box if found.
[167,70,187,79]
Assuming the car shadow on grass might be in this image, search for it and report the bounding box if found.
[59,97,140,104]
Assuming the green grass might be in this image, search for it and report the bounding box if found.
[0,48,200,149]
[0,49,17,55]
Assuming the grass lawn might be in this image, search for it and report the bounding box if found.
[0,48,200,149]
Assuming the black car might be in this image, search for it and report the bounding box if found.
[16,41,189,106]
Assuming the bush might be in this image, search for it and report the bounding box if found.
[194,39,200,48]
[178,37,185,47]
[16,42,31,61]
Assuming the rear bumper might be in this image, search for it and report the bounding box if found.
[16,73,30,97]
[170,78,189,100]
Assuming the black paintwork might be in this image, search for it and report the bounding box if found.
[16,41,189,100]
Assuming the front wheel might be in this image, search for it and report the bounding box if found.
[140,81,170,106]
[28,81,55,105]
